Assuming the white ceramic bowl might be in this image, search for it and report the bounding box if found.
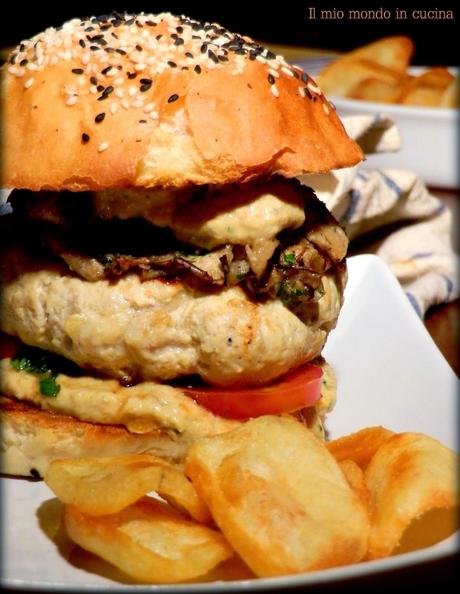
[331,95,458,189]
[296,60,458,189]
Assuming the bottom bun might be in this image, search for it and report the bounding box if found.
[0,397,194,478]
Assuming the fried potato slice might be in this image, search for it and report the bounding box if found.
[327,426,394,469]
[186,416,369,577]
[346,36,414,75]
[440,78,458,107]
[364,433,459,559]
[45,454,211,524]
[348,78,405,104]
[414,67,455,89]
[400,85,445,107]
[339,460,369,505]
[318,59,401,97]
[64,497,233,583]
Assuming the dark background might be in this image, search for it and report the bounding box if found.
[1,0,458,65]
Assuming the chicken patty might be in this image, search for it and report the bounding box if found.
[0,248,343,386]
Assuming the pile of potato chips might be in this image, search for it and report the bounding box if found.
[44,415,458,583]
[317,36,458,108]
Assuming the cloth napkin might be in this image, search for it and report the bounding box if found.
[301,115,459,317]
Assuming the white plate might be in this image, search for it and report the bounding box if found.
[1,254,458,591]
[297,59,459,189]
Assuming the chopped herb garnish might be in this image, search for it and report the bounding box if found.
[39,377,61,397]
[276,280,307,305]
[283,252,297,265]
[11,346,81,397]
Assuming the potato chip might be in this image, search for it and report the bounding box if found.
[45,454,211,524]
[318,59,401,97]
[364,432,459,559]
[348,78,404,104]
[64,497,233,583]
[327,426,394,469]
[414,67,454,89]
[440,78,458,108]
[186,416,369,577]
[338,460,369,505]
[346,36,414,75]
[400,85,445,107]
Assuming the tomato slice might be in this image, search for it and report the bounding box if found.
[0,333,21,360]
[183,364,322,419]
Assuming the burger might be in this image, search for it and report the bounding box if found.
[0,12,362,477]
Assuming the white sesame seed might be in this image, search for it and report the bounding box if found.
[128,85,137,97]
[26,63,38,71]
[142,30,150,38]
[66,95,78,106]
[24,77,34,89]
[110,103,118,114]
[134,63,146,71]
[81,53,90,65]
[121,99,130,109]
[268,68,279,78]
[106,67,117,77]
[98,141,109,152]
[115,88,124,99]
[323,103,330,115]
[8,66,18,75]
[281,66,295,77]
[270,84,279,98]
[78,76,86,86]
[307,81,322,95]
[90,85,97,94]
[149,110,159,120]
[256,55,267,64]
[298,86,306,97]
[143,102,155,113]
[114,77,124,86]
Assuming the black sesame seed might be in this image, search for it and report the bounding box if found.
[85,26,95,32]
[146,20,157,26]
[234,48,246,55]
[19,43,25,52]
[140,82,152,92]
[19,59,28,67]
[176,26,183,33]
[194,64,201,74]
[99,39,108,47]
[156,34,163,40]
[140,78,152,84]
[167,61,177,68]
[115,48,126,55]
[135,20,143,27]
[95,112,105,123]
[292,70,300,79]
[135,44,143,52]
[181,66,189,71]
[192,35,201,39]
[174,37,184,46]
[29,468,40,479]
[98,86,113,100]
[218,55,228,62]
[127,72,137,79]
[200,43,207,54]
[304,87,312,99]
[104,47,116,54]
[185,52,194,59]
[125,18,135,26]
[171,33,178,39]
[168,94,179,103]
[81,133,90,143]
[249,50,257,60]
[9,54,17,65]
[265,50,276,60]
[90,76,98,85]
[97,84,104,92]
[72,68,84,75]
[90,45,100,51]
[301,72,308,84]
[208,49,218,63]
[139,119,147,123]
[267,74,275,85]
[78,39,86,48]
[101,65,112,75]
[111,32,119,39]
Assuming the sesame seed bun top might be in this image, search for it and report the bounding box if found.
[1,12,363,191]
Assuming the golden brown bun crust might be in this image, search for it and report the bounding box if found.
[0,396,191,477]
[2,12,363,191]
